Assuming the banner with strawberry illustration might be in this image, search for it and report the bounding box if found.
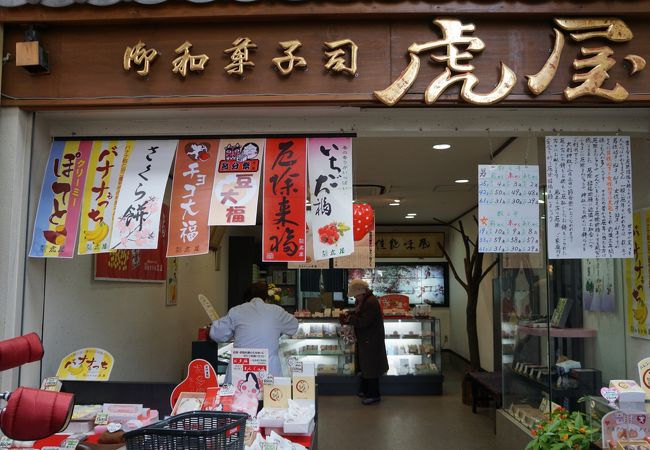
[78,141,133,255]
[110,140,178,250]
[29,140,92,258]
[308,137,354,261]
[262,138,307,262]
[334,203,375,269]
[168,140,219,257]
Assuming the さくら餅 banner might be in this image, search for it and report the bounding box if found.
[209,139,265,226]
[308,137,354,260]
[29,141,92,258]
[78,141,133,255]
[168,140,219,257]
[263,138,307,262]
[110,140,178,250]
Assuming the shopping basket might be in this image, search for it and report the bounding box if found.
[123,411,248,450]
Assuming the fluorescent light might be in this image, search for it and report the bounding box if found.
[405,216,415,219]
[433,144,451,150]
[454,179,469,184]
[389,202,400,206]
[406,213,417,216]
[538,199,545,204]
[393,199,401,203]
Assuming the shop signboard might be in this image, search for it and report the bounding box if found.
[78,140,132,255]
[375,232,444,258]
[56,348,114,381]
[626,209,650,339]
[95,204,169,282]
[308,137,354,261]
[478,164,540,254]
[168,139,219,257]
[231,348,268,417]
[546,136,633,259]
[209,138,265,226]
[262,138,307,262]
[29,140,92,258]
[110,140,178,250]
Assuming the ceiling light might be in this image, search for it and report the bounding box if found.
[406,213,417,216]
[393,199,401,203]
[389,202,400,206]
[405,216,415,219]
[538,199,545,204]
[433,144,451,150]
[454,179,469,184]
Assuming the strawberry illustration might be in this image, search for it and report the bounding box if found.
[353,202,374,241]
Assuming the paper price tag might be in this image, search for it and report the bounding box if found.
[95,412,109,425]
[107,423,122,433]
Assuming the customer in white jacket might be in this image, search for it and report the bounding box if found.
[210,282,299,384]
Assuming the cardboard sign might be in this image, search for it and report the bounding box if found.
[170,359,218,408]
[56,348,114,381]
[263,377,291,409]
[291,361,316,401]
[638,357,650,400]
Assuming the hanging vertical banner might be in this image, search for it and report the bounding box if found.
[262,138,307,262]
[478,165,540,253]
[168,140,219,257]
[29,140,92,258]
[288,220,330,269]
[334,203,376,269]
[308,137,354,261]
[110,140,178,250]
[546,136,633,259]
[626,210,650,339]
[78,141,132,255]
[208,139,265,226]
[95,204,169,282]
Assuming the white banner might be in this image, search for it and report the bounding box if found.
[546,136,633,259]
[478,165,540,253]
[110,140,178,250]
[308,137,354,260]
[209,139,265,226]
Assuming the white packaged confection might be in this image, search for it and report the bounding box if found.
[611,380,647,404]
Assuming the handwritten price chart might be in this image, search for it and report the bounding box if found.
[478,165,540,253]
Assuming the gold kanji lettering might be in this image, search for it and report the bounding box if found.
[324,39,358,76]
[123,41,158,77]
[273,40,307,76]
[224,37,257,77]
[171,41,209,78]
[374,19,516,106]
[526,18,645,102]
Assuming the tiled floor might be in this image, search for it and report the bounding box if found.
[317,361,497,449]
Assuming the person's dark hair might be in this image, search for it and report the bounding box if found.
[245,372,260,389]
[243,282,269,302]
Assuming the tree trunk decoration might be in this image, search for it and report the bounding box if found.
[435,216,498,372]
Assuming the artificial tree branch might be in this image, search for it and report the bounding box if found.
[437,242,468,290]
[479,259,499,282]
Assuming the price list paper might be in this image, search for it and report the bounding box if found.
[478,165,540,253]
[546,136,633,259]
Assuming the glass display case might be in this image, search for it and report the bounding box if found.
[279,317,443,395]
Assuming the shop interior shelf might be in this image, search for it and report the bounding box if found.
[504,364,590,396]
[516,325,598,338]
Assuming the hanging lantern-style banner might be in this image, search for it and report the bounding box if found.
[168,140,219,257]
[262,138,307,262]
[29,140,92,258]
[208,138,265,226]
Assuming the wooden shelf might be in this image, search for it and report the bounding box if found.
[517,325,597,338]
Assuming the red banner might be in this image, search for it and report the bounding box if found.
[95,205,168,282]
[167,140,219,257]
[262,138,307,262]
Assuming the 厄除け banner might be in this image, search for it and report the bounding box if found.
[308,137,354,260]
[262,138,307,262]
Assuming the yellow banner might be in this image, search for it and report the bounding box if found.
[628,211,648,338]
[56,348,114,381]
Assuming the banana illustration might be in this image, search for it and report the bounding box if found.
[84,221,109,245]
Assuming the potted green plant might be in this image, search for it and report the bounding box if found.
[526,407,599,450]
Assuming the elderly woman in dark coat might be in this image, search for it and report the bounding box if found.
[344,279,389,405]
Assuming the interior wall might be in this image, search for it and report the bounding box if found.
[41,241,228,383]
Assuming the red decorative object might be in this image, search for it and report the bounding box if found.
[170,359,218,409]
[353,203,374,242]
[0,332,43,372]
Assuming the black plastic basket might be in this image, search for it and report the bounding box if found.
[123,411,248,450]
